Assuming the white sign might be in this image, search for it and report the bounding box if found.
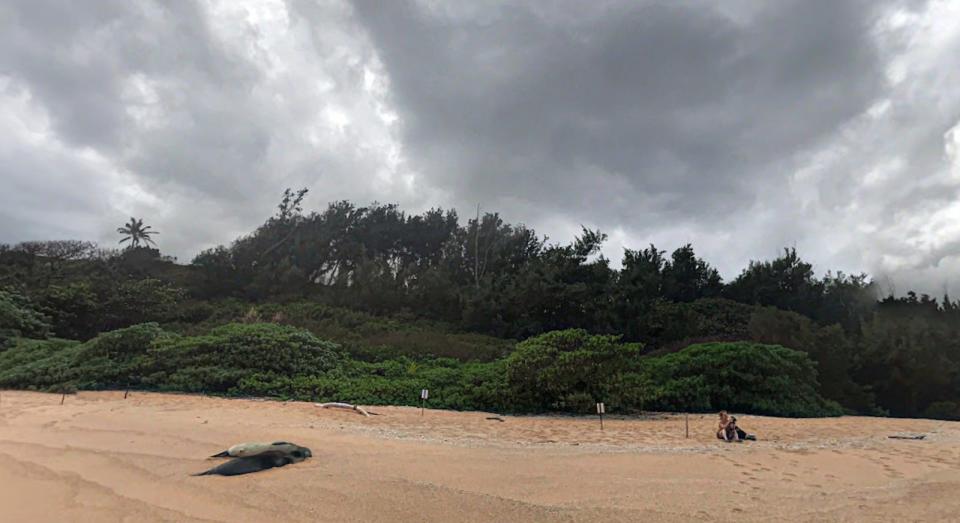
[596,402,605,414]
[421,389,429,400]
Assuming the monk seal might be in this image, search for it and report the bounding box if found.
[209,441,302,458]
[194,446,312,476]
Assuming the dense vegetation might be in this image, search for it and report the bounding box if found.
[1,190,958,419]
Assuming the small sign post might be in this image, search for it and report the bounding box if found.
[420,389,429,416]
[596,402,605,430]
[685,412,689,439]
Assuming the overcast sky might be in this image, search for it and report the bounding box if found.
[2,0,959,295]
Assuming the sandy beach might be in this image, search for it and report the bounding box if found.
[0,391,958,522]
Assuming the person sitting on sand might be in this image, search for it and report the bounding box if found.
[717,411,739,442]
[727,414,757,442]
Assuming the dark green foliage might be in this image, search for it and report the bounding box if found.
[234,358,508,412]
[4,194,960,420]
[661,244,723,303]
[105,278,186,328]
[0,324,169,390]
[638,342,843,417]
[747,307,873,412]
[0,288,51,347]
[36,282,99,339]
[163,300,512,362]
[506,329,642,412]
[724,248,823,318]
[70,323,172,389]
[923,401,960,421]
[857,296,960,418]
[0,337,81,389]
[146,323,341,393]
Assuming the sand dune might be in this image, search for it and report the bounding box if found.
[1,391,958,522]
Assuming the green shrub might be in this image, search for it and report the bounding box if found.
[0,337,81,389]
[506,329,643,412]
[145,322,342,393]
[36,282,99,340]
[923,401,960,421]
[0,320,844,419]
[164,301,512,362]
[70,323,172,389]
[223,359,507,412]
[0,289,51,347]
[638,341,842,417]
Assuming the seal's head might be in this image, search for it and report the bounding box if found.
[286,445,312,462]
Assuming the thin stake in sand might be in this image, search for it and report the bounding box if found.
[420,389,429,416]
[596,402,605,431]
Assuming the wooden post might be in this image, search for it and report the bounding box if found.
[685,412,689,439]
[124,389,129,399]
[596,402,605,431]
[60,393,66,405]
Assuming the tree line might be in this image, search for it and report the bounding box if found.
[1,189,959,419]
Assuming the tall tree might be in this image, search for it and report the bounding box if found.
[116,218,158,248]
[661,244,723,302]
[724,248,823,318]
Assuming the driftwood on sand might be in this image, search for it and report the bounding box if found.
[888,434,926,440]
[316,402,371,417]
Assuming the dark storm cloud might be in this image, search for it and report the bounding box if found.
[349,0,960,292]
[1,0,417,257]
[1,0,959,293]
[351,0,883,221]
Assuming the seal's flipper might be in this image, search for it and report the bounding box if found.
[210,450,230,458]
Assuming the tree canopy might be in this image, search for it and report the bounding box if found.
[2,191,958,419]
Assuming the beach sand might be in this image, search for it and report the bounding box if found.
[1,390,958,522]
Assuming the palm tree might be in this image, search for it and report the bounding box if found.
[117,217,158,248]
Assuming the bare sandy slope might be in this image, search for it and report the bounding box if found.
[1,391,958,522]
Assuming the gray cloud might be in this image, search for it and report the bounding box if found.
[1,0,959,294]
[351,0,883,218]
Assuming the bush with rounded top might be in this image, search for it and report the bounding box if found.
[146,322,341,392]
[640,341,842,417]
[505,329,643,412]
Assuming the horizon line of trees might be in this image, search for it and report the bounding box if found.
[2,189,959,419]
